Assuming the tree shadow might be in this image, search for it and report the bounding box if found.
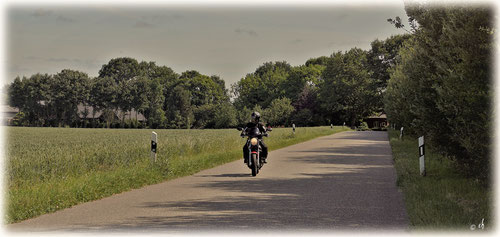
[89,168,407,230]
[85,166,407,231]
[195,173,251,178]
[60,131,408,232]
[327,131,390,142]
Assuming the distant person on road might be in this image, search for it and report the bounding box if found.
[242,111,269,164]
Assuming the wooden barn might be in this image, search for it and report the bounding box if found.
[364,114,388,130]
[0,105,19,125]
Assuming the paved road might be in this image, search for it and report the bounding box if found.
[9,131,408,232]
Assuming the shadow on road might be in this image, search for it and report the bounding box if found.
[196,173,251,178]
[325,131,390,142]
[85,133,408,232]
[96,170,406,231]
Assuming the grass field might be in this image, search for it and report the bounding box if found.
[388,129,492,231]
[5,126,349,223]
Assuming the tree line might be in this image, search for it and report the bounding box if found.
[8,59,234,129]
[384,4,493,184]
[7,33,409,129]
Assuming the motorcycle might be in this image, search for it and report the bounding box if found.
[237,126,272,176]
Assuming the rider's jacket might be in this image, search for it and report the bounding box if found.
[244,122,267,137]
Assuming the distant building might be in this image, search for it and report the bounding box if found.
[77,105,146,122]
[2,104,145,126]
[0,105,19,125]
[364,113,388,129]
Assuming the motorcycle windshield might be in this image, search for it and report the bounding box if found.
[246,127,261,137]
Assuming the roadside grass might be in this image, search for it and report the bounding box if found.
[388,129,492,231]
[5,126,350,223]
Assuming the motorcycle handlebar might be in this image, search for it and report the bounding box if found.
[240,133,268,137]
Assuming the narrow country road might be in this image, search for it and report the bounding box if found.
[9,131,408,232]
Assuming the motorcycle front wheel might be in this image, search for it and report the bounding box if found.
[251,153,258,177]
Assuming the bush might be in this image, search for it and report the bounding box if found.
[357,122,370,131]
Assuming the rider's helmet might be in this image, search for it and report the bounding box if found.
[251,111,261,123]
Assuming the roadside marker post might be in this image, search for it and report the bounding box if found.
[331,124,333,129]
[151,131,157,163]
[292,124,296,134]
[419,136,425,176]
[400,127,404,140]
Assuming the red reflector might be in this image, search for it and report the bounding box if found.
[251,151,258,154]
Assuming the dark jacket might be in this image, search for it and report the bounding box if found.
[244,122,267,134]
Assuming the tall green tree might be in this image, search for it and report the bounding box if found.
[166,85,193,129]
[185,74,228,107]
[319,48,377,127]
[90,76,117,127]
[280,64,323,104]
[292,84,322,126]
[193,103,217,128]
[51,70,90,126]
[128,76,150,121]
[232,61,291,109]
[213,102,237,128]
[139,61,177,81]
[264,97,295,126]
[384,5,493,182]
[116,80,133,123]
[367,34,411,89]
[367,34,411,111]
[236,106,253,127]
[145,79,166,128]
[8,77,26,112]
[305,56,330,67]
[98,57,141,83]
[167,70,228,128]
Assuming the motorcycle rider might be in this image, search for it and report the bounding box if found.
[242,111,269,164]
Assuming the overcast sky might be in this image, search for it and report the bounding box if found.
[5,3,409,88]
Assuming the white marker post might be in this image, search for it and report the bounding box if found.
[331,124,333,129]
[151,131,157,163]
[400,127,404,140]
[419,136,425,176]
[292,123,296,134]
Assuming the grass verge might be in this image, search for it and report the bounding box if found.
[388,129,492,231]
[6,126,349,223]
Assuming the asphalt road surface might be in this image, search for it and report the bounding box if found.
[9,131,408,233]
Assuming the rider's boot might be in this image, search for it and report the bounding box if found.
[262,157,267,163]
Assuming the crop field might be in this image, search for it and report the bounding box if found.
[4,126,349,223]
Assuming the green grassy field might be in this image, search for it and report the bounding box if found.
[388,129,492,231]
[5,126,349,223]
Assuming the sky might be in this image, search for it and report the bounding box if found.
[4,1,410,89]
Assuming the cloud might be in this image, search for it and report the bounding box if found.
[172,13,183,19]
[235,28,258,37]
[31,9,75,24]
[56,15,76,23]
[46,58,99,67]
[143,13,183,22]
[9,65,30,72]
[25,56,42,61]
[32,9,53,17]
[48,58,71,62]
[335,13,349,21]
[134,20,154,28]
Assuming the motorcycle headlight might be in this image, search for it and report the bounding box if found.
[250,138,258,146]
